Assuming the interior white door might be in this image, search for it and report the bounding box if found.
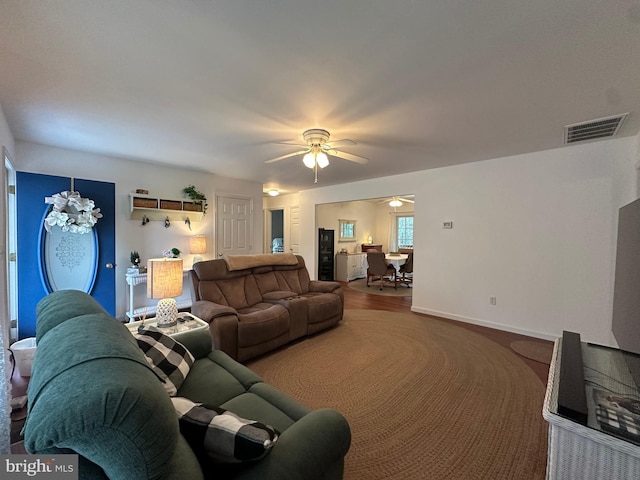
[216,195,253,257]
[288,205,300,254]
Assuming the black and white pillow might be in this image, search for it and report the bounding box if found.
[171,397,279,463]
[137,327,195,396]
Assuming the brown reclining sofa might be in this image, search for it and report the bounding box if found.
[190,254,344,362]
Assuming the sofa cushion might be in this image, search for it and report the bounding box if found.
[300,292,343,325]
[177,351,262,406]
[237,303,290,347]
[172,397,279,463]
[137,327,195,396]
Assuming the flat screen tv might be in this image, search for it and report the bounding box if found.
[611,196,640,387]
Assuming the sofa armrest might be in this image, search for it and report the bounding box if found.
[190,300,240,360]
[238,408,351,480]
[191,300,237,322]
[308,280,341,294]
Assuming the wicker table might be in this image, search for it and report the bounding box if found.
[543,340,640,479]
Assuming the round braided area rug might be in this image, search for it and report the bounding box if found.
[510,340,554,365]
[247,309,547,480]
[347,278,412,297]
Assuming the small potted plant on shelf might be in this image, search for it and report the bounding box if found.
[182,185,208,214]
[162,248,181,258]
[128,251,141,274]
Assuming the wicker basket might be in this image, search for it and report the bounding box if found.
[159,200,182,211]
[132,197,158,208]
[183,201,203,212]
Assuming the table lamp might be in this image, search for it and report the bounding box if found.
[189,235,206,266]
[147,258,183,327]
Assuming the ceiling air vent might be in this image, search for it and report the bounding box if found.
[564,113,628,144]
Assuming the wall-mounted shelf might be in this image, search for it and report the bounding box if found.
[129,194,204,222]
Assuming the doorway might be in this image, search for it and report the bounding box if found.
[268,209,284,253]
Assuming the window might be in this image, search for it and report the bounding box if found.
[396,215,413,249]
[338,219,356,242]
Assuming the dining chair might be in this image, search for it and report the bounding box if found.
[396,252,413,288]
[366,251,396,290]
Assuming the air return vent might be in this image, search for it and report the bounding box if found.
[564,113,628,144]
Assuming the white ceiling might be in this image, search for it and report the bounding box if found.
[1,1,639,194]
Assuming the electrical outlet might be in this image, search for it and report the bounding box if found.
[489,296,497,305]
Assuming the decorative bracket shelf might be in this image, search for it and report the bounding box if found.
[129,194,204,222]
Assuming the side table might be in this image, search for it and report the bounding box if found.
[125,312,208,337]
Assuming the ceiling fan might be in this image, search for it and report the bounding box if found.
[381,196,415,207]
[265,129,369,183]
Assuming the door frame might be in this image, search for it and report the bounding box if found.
[3,147,17,341]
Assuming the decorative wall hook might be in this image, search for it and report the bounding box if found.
[141,215,149,226]
[185,217,191,230]
[164,216,171,228]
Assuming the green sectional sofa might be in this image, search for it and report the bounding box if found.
[24,290,351,479]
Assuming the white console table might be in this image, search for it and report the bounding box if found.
[125,270,192,321]
[543,340,640,479]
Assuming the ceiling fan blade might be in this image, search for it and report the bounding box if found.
[398,197,415,204]
[265,149,309,164]
[325,138,357,148]
[274,141,307,147]
[331,150,369,165]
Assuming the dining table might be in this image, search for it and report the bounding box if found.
[384,253,409,271]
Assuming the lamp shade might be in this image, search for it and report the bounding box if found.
[189,235,207,255]
[147,258,183,299]
[303,153,315,169]
[316,152,329,168]
[389,198,403,207]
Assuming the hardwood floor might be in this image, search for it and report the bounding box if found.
[340,281,551,384]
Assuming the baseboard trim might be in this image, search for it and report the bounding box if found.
[410,306,558,341]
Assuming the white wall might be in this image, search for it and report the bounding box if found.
[289,137,637,346]
[14,141,264,319]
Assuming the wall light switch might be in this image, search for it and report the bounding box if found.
[443,221,453,229]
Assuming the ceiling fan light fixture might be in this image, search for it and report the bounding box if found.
[267,189,280,196]
[389,198,402,207]
[316,152,329,168]
[303,153,316,169]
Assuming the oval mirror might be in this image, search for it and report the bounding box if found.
[39,210,99,294]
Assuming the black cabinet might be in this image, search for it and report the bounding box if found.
[318,229,335,281]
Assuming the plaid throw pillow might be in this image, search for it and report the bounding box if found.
[137,327,195,396]
[171,397,279,463]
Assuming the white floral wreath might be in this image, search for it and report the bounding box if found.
[44,191,103,234]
